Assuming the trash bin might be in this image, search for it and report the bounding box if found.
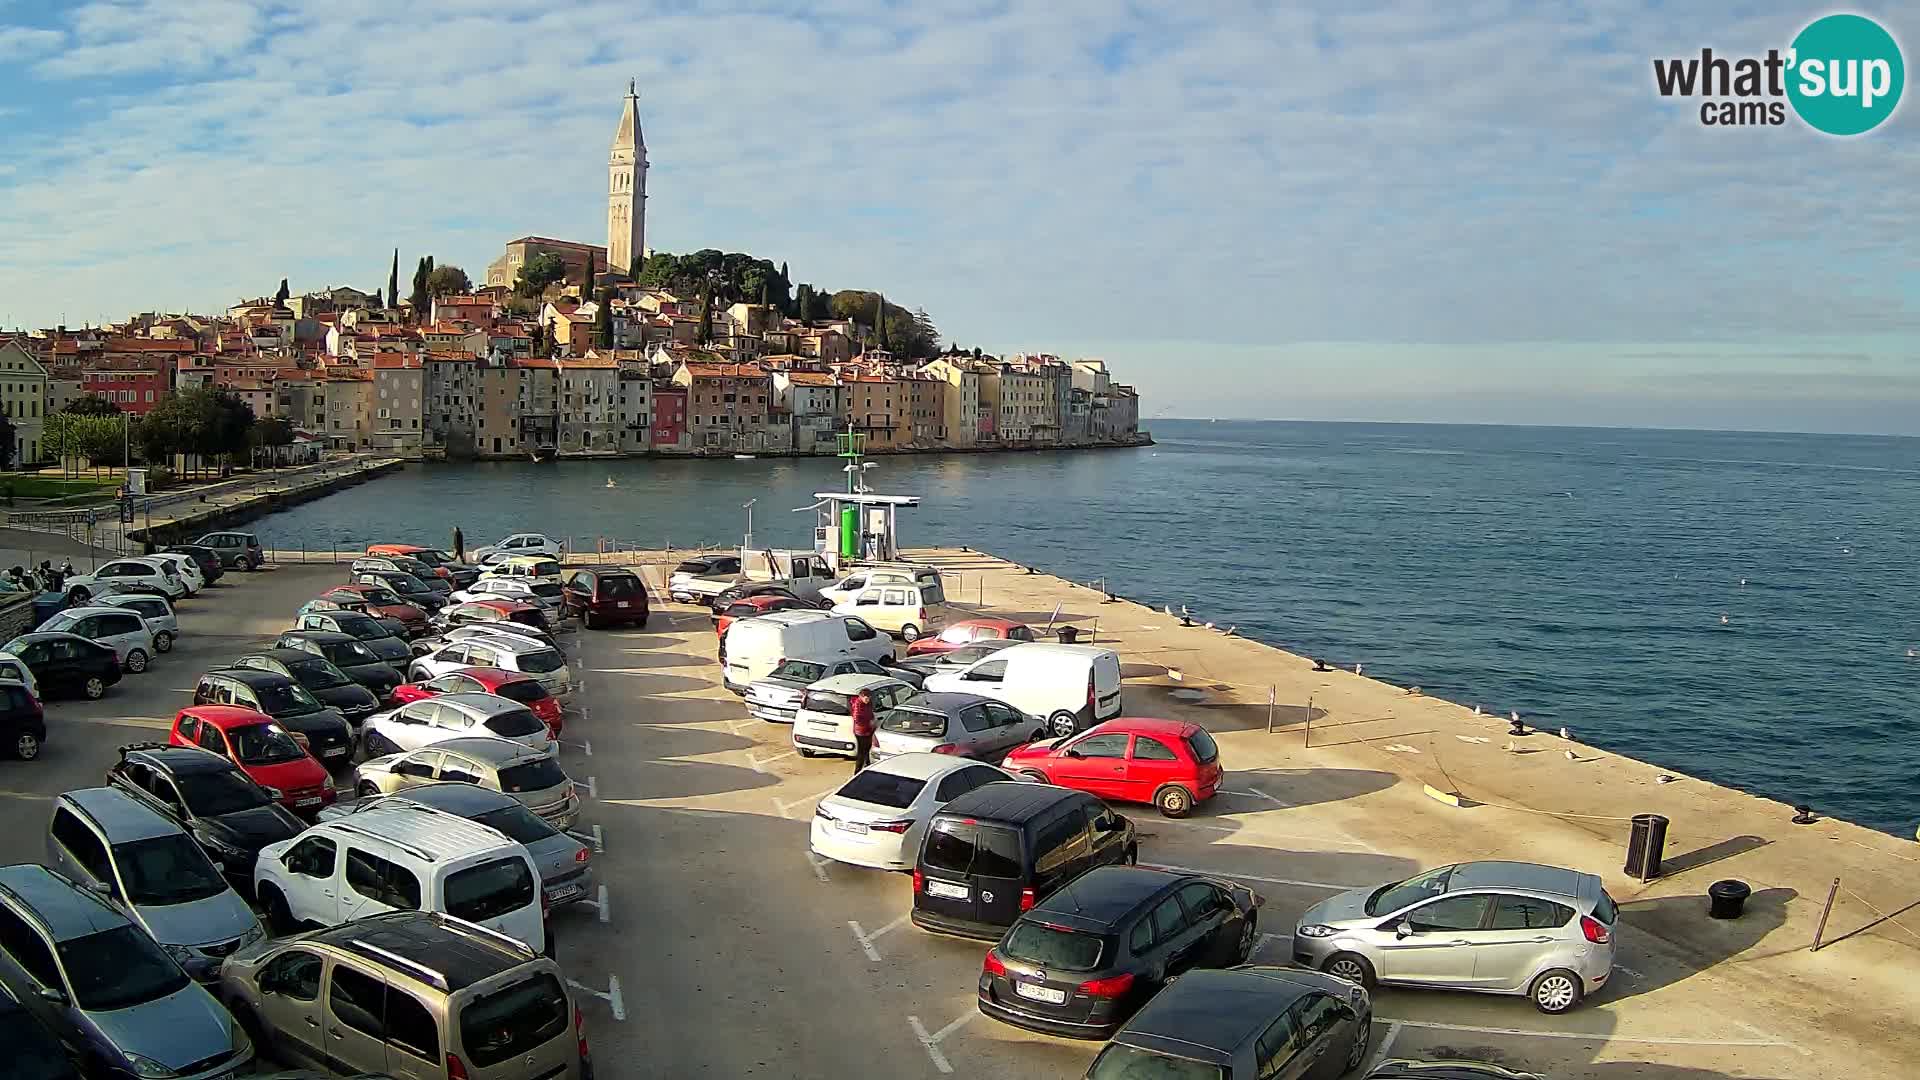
[1624,813,1670,881]
[1708,879,1751,919]
[1057,626,1080,644]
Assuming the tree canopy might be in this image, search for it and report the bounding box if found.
[514,252,568,297]
[828,290,939,358]
[62,394,121,417]
[638,250,791,312]
[426,265,472,297]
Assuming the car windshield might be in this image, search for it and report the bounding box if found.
[286,657,351,689]
[490,680,549,705]
[390,574,429,593]
[360,588,403,605]
[530,582,563,599]
[1087,1043,1226,1080]
[472,804,560,845]
[1186,729,1219,764]
[499,758,569,793]
[770,660,827,683]
[114,834,230,906]
[444,857,536,923]
[230,723,307,765]
[834,771,926,809]
[484,708,546,738]
[515,649,565,674]
[879,706,949,736]
[597,575,642,598]
[460,973,570,1068]
[319,639,379,666]
[923,820,1021,877]
[528,561,560,578]
[1002,920,1107,971]
[802,691,851,716]
[254,680,323,714]
[56,925,191,1012]
[1368,865,1455,915]
[176,770,272,816]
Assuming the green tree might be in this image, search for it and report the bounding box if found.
[74,415,127,473]
[275,278,290,305]
[426,265,472,297]
[514,253,568,298]
[62,394,121,417]
[793,284,814,325]
[874,293,889,351]
[594,289,614,350]
[409,257,429,317]
[805,287,832,322]
[250,416,295,465]
[696,283,714,346]
[583,251,596,298]
[388,249,399,309]
[0,412,15,470]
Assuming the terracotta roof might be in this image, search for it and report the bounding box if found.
[424,351,478,363]
[680,362,768,378]
[565,355,617,369]
[371,353,421,370]
[783,371,839,386]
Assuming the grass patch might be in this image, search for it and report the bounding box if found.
[0,474,124,499]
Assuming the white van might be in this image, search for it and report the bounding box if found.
[253,803,546,952]
[829,579,951,642]
[722,610,894,692]
[922,642,1124,738]
[818,564,943,607]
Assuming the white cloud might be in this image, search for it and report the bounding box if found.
[0,25,62,59]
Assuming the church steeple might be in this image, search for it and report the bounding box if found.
[608,80,648,277]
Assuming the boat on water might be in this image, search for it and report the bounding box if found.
[734,454,757,460]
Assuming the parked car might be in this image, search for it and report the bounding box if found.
[911,782,1136,940]
[105,743,305,882]
[708,580,831,615]
[410,635,572,701]
[924,642,1126,738]
[431,621,564,655]
[252,803,545,951]
[195,530,264,570]
[163,544,225,585]
[561,567,650,628]
[313,585,431,637]
[144,552,205,596]
[715,591,814,646]
[362,691,556,759]
[478,553,564,586]
[367,542,478,586]
[0,648,39,699]
[270,630,405,701]
[874,691,1044,763]
[790,674,918,759]
[1291,860,1619,1014]
[350,570,444,613]
[906,617,1038,656]
[1083,966,1372,1080]
[351,555,452,594]
[192,670,355,769]
[291,607,415,666]
[979,866,1262,1039]
[895,639,1020,678]
[216,910,590,1079]
[472,532,563,563]
[721,610,894,692]
[0,678,45,760]
[818,563,944,607]
[829,579,951,642]
[0,863,253,1080]
[62,556,186,604]
[169,707,337,814]
[0,986,79,1080]
[666,554,742,602]
[46,788,266,975]
[2,632,121,700]
[1005,717,1224,818]
[810,754,1018,871]
[745,656,909,724]
[319,781,593,906]
[391,666,564,735]
[91,591,179,653]
[228,650,382,724]
[353,735,580,829]
[450,576,559,611]
[436,597,552,636]
[36,606,157,673]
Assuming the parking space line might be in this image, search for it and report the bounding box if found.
[1365,1022,1401,1074]
[907,1009,976,1075]
[848,920,883,962]
[566,975,627,1022]
[1142,862,1354,891]
[748,748,797,772]
[806,849,831,883]
[1379,1017,1800,1049]
[575,776,598,798]
[565,824,606,853]
[1253,931,1291,959]
[775,784,843,817]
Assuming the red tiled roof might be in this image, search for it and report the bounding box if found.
[783,371,838,386]
[372,353,421,370]
[680,362,768,378]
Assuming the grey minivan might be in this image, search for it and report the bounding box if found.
[0,863,252,1079]
[46,789,266,975]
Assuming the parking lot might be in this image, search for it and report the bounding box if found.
[0,560,1874,1078]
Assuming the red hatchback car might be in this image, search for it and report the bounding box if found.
[714,593,814,644]
[390,665,566,736]
[1002,717,1222,818]
[318,584,430,635]
[904,618,1038,656]
[168,705,337,814]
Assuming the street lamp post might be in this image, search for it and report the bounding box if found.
[742,498,756,550]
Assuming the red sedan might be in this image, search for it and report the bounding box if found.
[391,665,566,736]
[903,618,1038,656]
[1002,717,1222,818]
[715,593,815,644]
[318,584,430,635]
[169,705,337,814]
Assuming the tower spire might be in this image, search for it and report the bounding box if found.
[607,82,649,278]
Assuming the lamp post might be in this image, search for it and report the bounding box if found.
[742,498,756,550]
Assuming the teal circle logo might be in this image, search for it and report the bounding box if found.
[1787,14,1904,135]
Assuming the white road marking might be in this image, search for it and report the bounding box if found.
[1218,788,1285,802]
[1380,1018,1800,1049]
[575,776,598,798]
[596,884,610,924]
[1455,735,1491,744]
[775,785,843,817]
[806,849,831,883]
[1366,1022,1401,1075]
[1382,744,1422,754]
[907,1015,951,1074]
[1254,931,1291,958]
[748,748,797,772]
[1730,1018,1810,1056]
[567,976,627,1022]
[565,825,606,853]
[848,920,883,962]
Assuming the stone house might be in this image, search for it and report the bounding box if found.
[672,361,770,451]
[773,370,844,454]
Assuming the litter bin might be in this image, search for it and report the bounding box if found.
[1708,879,1751,920]
[1624,813,1670,881]
[1057,626,1080,644]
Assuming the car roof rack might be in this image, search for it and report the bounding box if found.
[117,741,172,755]
[345,941,450,990]
[325,821,437,863]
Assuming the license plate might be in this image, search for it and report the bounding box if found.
[322,746,348,757]
[926,880,969,900]
[547,884,581,903]
[1015,982,1068,1005]
[835,820,869,835]
[616,601,630,608]
[296,797,321,807]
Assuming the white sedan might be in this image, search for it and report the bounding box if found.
[64,557,187,602]
[144,552,204,595]
[809,753,1023,871]
[449,578,563,611]
[471,533,562,564]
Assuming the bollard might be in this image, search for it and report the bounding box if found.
[1708,879,1751,920]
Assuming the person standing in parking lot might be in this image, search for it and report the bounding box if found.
[851,688,876,771]
[452,526,465,563]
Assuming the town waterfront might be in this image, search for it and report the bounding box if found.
[258,419,1920,836]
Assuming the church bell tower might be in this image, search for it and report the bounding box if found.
[608,79,648,279]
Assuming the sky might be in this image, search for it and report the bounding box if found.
[1,1,1917,434]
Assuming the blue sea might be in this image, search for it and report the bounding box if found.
[254,420,1920,835]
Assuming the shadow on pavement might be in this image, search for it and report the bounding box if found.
[1605,887,1796,1002]
[613,695,748,727]
[1583,1065,1793,1080]
[590,669,717,696]
[1228,766,1399,808]
[607,755,777,800]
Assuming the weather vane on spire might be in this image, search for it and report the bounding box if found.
[628,77,636,96]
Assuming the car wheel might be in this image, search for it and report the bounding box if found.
[798,748,820,758]
[1237,913,1258,962]
[1047,710,1078,738]
[13,732,40,760]
[900,623,921,642]
[1531,968,1584,1014]
[1323,952,1376,990]
[1019,769,1050,783]
[1345,1009,1373,1071]
[1155,785,1194,818]
[82,676,106,700]
[124,649,149,674]
[1123,844,1138,865]
[261,886,295,935]
[153,630,174,653]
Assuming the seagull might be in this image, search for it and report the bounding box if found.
[1720,614,1730,625]
[1202,622,1214,630]
[1162,605,1173,616]
[1354,663,1364,675]
[1223,626,1236,637]
[1739,578,1748,586]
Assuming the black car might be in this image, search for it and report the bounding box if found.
[192,669,354,768]
[163,544,224,585]
[980,866,1261,1039]
[104,743,304,881]
[292,609,414,667]
[707,581,830,615]
[2,632,121,700]
[350,570,444,612]
[0,986,80,1080]
[0,680,45,761]
[912,783,1136,940]
[1084,967,1373,1080]
[268,632,405,701]
[229,649,382,723]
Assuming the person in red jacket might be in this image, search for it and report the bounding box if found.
[850,689,876,771]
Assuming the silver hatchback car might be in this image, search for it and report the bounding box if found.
[1291,860,1618,1013]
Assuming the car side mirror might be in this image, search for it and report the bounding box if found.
[35,986,66,1005]
[1063,748,1082,759]
[1394,922,1413,939]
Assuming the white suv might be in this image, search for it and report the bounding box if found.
[411,636,573,700]
[252,803,546,952]
[36,606,158,673]
[362,691,557,759]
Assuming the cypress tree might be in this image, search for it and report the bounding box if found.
[275,278,290,304]
[759,278,770,308]
[594,289,613,349]
[696,284,713,346]
[875,293,890,351]
[584,251,596,297]
[387,249,399,309]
